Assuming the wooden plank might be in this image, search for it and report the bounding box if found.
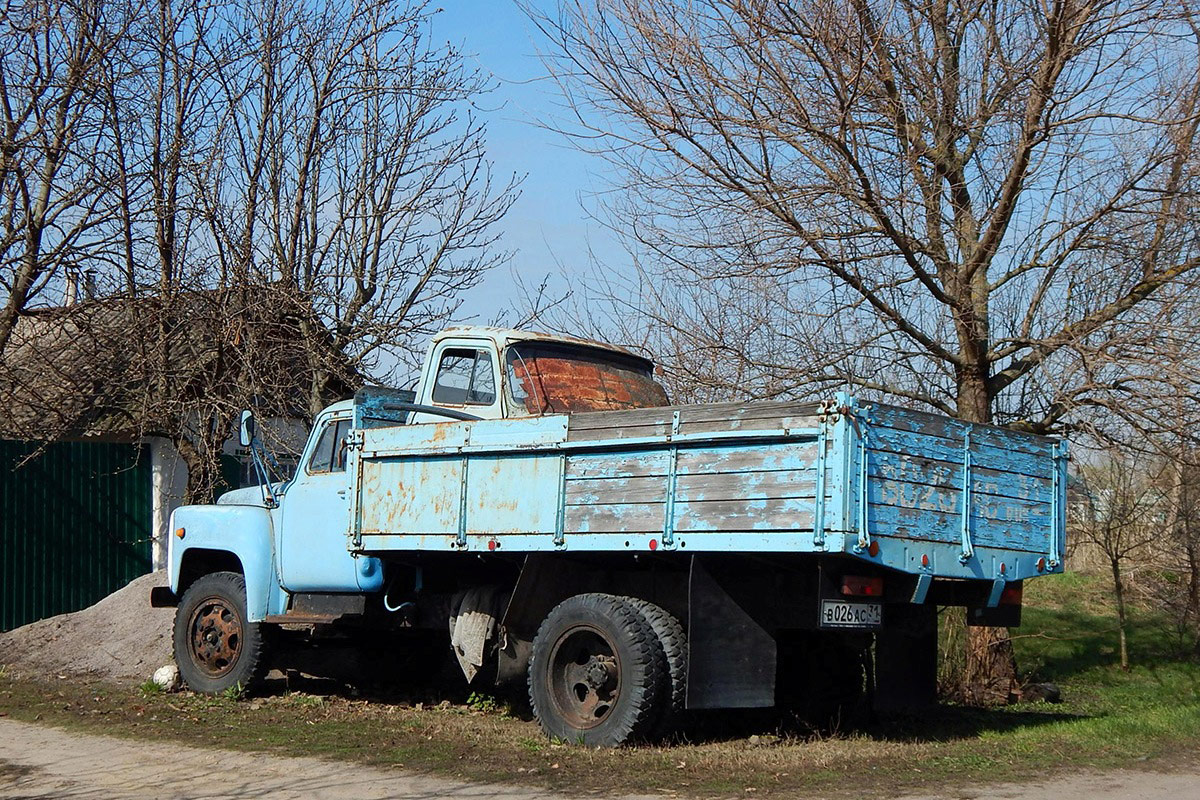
[674,498,816,532]
[868,500,1051,551]
[565,502,667,534]
[675,471,820,503]
[678,401,822,425]
[867,425,1053,478]
[865,403,1053,458]
[869,476,1048,520]
[567,422,672,442]
[566,451,671,479]
[565,400,823,432]
[681,415,820,436]
[568,407,674,430]
[565,475,668,505]
[676,441,822,475]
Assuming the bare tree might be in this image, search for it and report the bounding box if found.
[196,0,519,414]
[0,0,130,355]
[533,0,1200,698]
[1071,451,1164,670]
[1154,447,1200,655]
[1112,332,1200,657]
[1,0,517,504]
[142,0,517,497]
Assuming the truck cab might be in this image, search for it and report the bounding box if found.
[408,326,668,421]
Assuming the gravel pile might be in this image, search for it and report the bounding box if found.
[0,571,174,683]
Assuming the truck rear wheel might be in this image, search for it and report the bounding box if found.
[528,593,666,746]
[174,571,268,695]
[623,598,687,738]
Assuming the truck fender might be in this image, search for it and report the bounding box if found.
[168,504,285,622]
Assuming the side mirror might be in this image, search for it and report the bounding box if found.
[238,410,256,448]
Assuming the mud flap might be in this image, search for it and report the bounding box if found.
[874,603,937,712]
[686,556,776,709]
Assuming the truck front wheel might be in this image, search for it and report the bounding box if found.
[528,593,666,746]
[173,571,268,694]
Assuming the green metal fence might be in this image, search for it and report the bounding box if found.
[1,440,153,632]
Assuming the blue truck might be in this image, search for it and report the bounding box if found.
[152,326,1067,745]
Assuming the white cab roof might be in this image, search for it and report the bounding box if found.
[432,326,653,368]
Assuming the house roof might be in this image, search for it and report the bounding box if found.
[0,286,359,442]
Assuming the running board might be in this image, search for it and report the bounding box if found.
[264,592,366,626]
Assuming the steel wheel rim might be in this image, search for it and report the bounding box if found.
[546,624,622,729]
[187,595,243,678]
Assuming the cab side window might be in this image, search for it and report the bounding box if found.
[432,348,496,405]
[307,418,351,474]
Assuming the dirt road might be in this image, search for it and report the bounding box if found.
[0,718,640,800]
[1,717,1197,800]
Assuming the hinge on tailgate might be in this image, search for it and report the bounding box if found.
[662,411,682,548]
[813,415,828,549]
[849,404,872,554]
[1049,440,1068,568]
[960,428,975,564]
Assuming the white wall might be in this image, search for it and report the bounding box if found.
[147,436,189,571]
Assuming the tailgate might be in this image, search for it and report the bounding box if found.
[854,400,1066,561]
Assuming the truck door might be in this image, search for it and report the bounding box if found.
[279,412,381,592]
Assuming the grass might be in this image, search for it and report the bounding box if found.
[1,572,1199,798]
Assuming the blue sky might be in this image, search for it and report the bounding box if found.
[432,1,623,324]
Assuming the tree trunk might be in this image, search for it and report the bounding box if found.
[1111,558,1129,670]
[175,435,219,506]
[1188,536,1200,657]
[958,359,1020,703]
[1166,458,1199,655]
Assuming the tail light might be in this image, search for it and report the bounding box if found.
[1000,583,1023,606]
[841,575,884,598]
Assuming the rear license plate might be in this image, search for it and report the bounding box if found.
[820,600,883,629]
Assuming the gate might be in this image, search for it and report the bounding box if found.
[1,440,152,631]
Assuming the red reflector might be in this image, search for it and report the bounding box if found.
[841,575,884,597]
[1000,584,1023,605]
[649,538,658,551]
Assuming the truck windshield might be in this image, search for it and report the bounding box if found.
[505,342,669,414]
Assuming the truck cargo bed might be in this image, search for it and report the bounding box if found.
[348,394,1066,582]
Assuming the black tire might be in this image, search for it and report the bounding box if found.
[622,598,687,738]
[173,571,268,695]
[528,593,667,746]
